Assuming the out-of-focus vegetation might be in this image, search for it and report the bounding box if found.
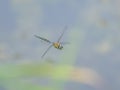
[0,61,103,90]
[0,62,52,90]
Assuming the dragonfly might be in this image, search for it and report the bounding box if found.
[34,26,69,58]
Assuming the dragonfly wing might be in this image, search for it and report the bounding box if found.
[60,42,70,45]
[41,44,53,58]
[57,26,68,42]
[34,35,51,43]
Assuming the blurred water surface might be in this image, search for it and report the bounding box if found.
[0,0,120,90]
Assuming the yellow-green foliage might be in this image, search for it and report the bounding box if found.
[0,61,74,90]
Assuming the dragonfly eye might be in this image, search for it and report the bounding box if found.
[59,45,63,49]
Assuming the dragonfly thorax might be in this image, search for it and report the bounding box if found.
[53,42,63,50]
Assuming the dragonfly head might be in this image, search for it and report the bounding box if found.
[58,45,63,50]
[53,42,63,50]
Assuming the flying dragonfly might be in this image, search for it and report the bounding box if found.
[34,26,69,58]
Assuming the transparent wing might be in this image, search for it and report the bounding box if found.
[57,26,68,42]
[34,35,51,43]
[60,42,70,45]
[41,44,53,58]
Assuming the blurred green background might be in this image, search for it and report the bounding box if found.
[0,0,120,90]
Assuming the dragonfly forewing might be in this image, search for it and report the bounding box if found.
[41,44,53,58]
[34,35,52,43]
[57,26,68,42]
